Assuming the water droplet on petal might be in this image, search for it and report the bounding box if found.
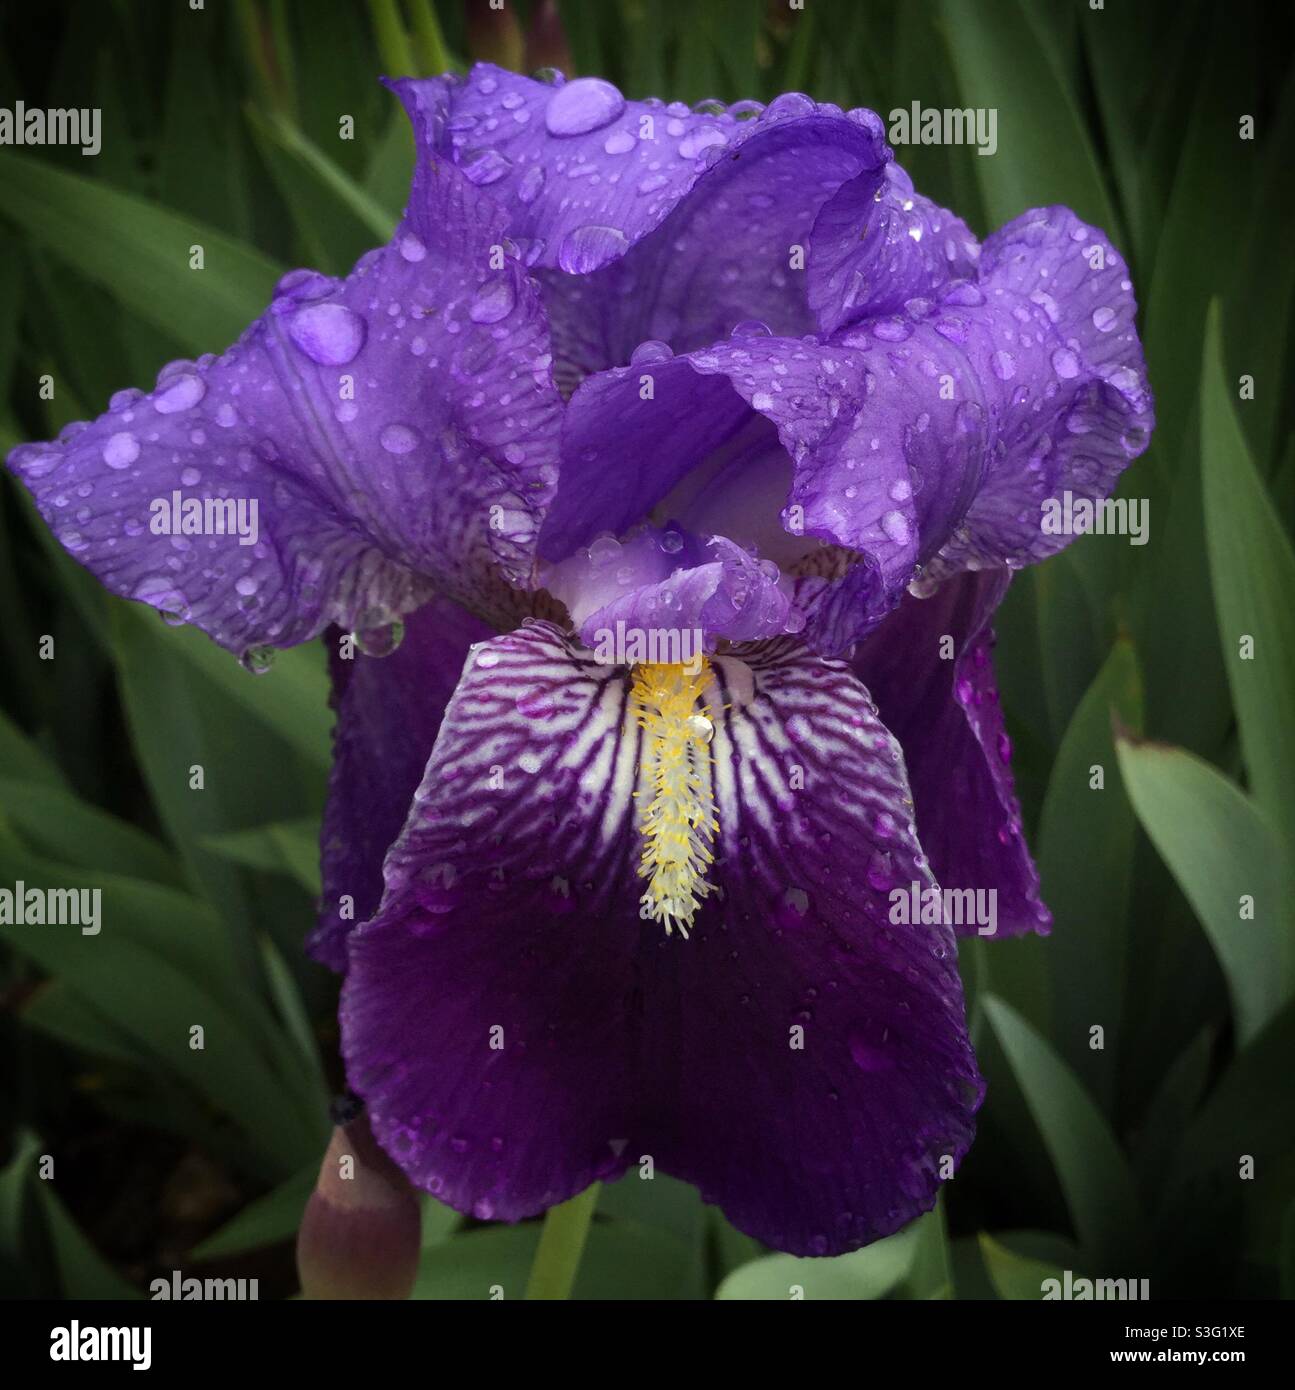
[154,374,206,414]
[629,339,673,365]
[602,129,636,155]
[881,510,910,545]
[1051,347,1081,379]
[103,432,140,469]
[398,234,427,263]
[379,423,420,455]
[468,277,517,324]
[545,77,626,136]
[558,224,629,274]
[239,644,276,674]
[288,302,366,366]
[517,164,546,204]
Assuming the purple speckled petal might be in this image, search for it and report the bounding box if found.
[342,621,981,1253]
[918,205,1154,580]
[809,162,981,334]
[7,103,560,657]
[308,596,495,973]
[853,569,1050,938]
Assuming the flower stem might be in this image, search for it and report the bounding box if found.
[524,1185,600,1300]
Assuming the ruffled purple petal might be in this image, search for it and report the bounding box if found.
[915,206,1153,581]
[309,597,495,973]
[809,162,981,334]
[543,524,791,649]
[7,105,561,657]
[853,569,1050,938]
[406,66,899,379]
[540,336,921,652]
[342,621,981,1253]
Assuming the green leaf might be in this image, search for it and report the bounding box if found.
[124,609,332,776]
[0,844,323,1177]
[204,817,322,895]
[0,778,184,888]
[36,1181,142,1300]
[935,0,1119,235]
[715,1216,924,1300]
[0,151,282,355]
[982,994,1145,1268]
[978,1232,1065,1301]
[1117,739,1292,1044]
[413,1220,693,1300]
[245,106,394,276]
[0,710,65,789]
[191,1161,317,1260]
[1170,1000,1295,1192]
[1201,300,1295,850]
[1036,638,1142,1101]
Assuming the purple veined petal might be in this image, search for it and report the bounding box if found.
[309,596,496,974]
[809,162,981,334]
[538,337,920,652]
[919,205,1154,581]
[342,622,646,1219]
[6,97,561,659]
[853,568,1051,939]
[342,621,982,1254]
[543,524,792,649]
[398,65,892,381]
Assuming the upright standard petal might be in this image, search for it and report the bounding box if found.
[540,337,922,652]
[926,206,1153,578]
[402,66,897,380]
[853,569,1050,938]
[808,162,981,334]
[342,621,982,1253]
[7,107,561,658]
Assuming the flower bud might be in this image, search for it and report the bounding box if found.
[296,1104,421,1300]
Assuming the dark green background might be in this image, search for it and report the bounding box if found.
[1,0,1293,1299]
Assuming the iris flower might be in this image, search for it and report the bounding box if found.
[8,67,1152,1257]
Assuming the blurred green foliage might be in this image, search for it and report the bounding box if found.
[0,0,1292,1300]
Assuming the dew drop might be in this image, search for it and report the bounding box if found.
[379,423,420,455]
[544,77,626,136]
[103,432,140,469]
[558,224,629,274]
[468,277,517,324]
[288,302,366,366]
[154,374,206,414]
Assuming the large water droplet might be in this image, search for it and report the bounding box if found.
[103,432,140,469]
[517,164,546,205]
[240,644,276,674]
[468,277,517,324]
[1051,347,1081,379]
[379,423,420,455]
[881,510,910,545]
[288,302,366,366]
[558,224,629,274]
[544,77,626,136]
[154,373,206,414]
[460,148,513,185]
[354,620,406,657]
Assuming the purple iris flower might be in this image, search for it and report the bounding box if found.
[8,66,1152,1257]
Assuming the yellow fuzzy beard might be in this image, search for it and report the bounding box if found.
[630,659,717,937]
